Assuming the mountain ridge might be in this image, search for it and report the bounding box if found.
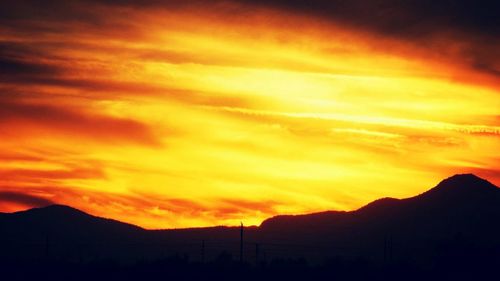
[3,173,498,231]
[1,173,499,265]
[261,173,499,227]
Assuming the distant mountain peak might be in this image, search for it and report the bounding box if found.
[10,204,98,223]
[419,173,499,200]
[8,204,144,235]
[17,204,87,215]
[441,173,487,183]
[436,173,497,189]
[39,204,80,211]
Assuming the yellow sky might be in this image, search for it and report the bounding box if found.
[0,5,499,228]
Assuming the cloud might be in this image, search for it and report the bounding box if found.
[0,167,106,182]
[0,191,54,208]
[1,1,497,69]
[240,1,499,36]
[0,38,255,109]
[5,0,496,37]
[0,57,61,77]
[214,198,282,218]
[236,0,500,79]
[0,99,162,146]
[0,184,286,228]
[0,151,44,162]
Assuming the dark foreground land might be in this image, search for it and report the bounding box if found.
[2,251,499,281]
[1,174,500,280]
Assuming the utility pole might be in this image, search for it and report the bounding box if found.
[240,222,244,263]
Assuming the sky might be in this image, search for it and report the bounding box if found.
[0,0,499,228]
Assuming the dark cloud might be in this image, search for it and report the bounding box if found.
[0,191,54,208]
[0,39,253,107]
[0,58,60,76]
[1,0,497,79]
[3,0,497,36]
[0,1,107,28]
[0,0,198,28]
[0,99,162,146]
[237,0,500,78]
[239,0,500,37]
[0,42,63,85]
[0,41,75,88]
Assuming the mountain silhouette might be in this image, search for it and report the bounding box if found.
[0,204,144,241]
[259,174,500,261]
[262,173,500,228]
[1,174,499,267]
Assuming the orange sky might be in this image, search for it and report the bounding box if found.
[0,2,499,228]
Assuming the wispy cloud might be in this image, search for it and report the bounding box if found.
[0,99,162,146]
[0,191,54,209]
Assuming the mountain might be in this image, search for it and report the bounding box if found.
[261,173,500,230]
[259,174,500,261]
[0,204,143,240]
[1,174,499,265]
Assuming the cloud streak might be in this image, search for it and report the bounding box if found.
[237,0,500,79]
[0,191,54,209]
[0,99,162,146]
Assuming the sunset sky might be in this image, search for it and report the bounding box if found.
[0,0,499,228]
